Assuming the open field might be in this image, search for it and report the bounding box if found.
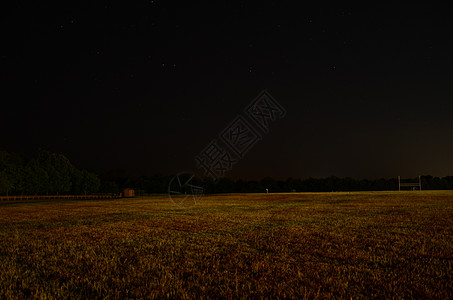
[0,191,452,299]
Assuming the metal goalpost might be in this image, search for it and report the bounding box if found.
[398,176,422,191]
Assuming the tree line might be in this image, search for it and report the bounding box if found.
[0,150,101,195]
[1,149,453,195]
[125,175,453,194]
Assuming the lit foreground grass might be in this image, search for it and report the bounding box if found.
[0,191,452,298]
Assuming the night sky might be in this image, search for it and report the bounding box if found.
[2,2,453,180]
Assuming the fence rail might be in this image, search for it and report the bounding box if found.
[0,194,120,201]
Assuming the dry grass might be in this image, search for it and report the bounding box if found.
[0,191,452,299]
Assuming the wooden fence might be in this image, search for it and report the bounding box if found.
[0,194,120,201]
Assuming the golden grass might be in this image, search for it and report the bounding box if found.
[0,191,452,298]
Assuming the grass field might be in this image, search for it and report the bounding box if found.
[0,191,452,299]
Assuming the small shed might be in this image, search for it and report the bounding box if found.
[123,188,135,198]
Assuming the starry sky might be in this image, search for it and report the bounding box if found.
[2,2,453,180]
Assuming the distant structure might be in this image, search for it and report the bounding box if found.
[398,176,422,191]
[123,188,135,197]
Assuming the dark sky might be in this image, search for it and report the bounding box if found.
[2,2,453,180]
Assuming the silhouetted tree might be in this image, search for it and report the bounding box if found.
[0,149,101,195]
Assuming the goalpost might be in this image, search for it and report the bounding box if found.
[398,176,422,191]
